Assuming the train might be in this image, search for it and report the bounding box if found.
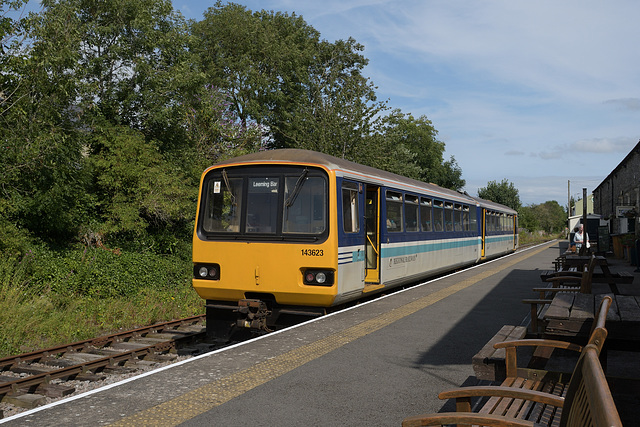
[192,149,518,339]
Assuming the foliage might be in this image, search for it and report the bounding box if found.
[519,201,567,233]
[193,2,387,162]
[478,179,522,211]
[372,110,465,190]
[0,247,202,357]
[184,85,266,167]
[518,230,564,246]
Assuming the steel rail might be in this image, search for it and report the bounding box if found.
[0,315,206,397]
[0,315,205,371]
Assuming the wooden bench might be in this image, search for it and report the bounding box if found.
[416,297,613,427]
[475,296,611,381]
[472,325,527,382]
[402,344,622,426]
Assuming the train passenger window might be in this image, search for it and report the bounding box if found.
[462,206,470,231]
[405,195,419,232]
[469,206,477,231]
[444,202,454,232]
[433,200,444,232]
[341,182,360,233]
[202,177,244,233]
[283,176,327,234]
[420,198,432,232]
[420,197,433,231]
[386,191,403,232]
[454,204,462,231]
[246,177,279,233]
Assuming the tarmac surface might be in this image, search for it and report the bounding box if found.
[1,240,638,426]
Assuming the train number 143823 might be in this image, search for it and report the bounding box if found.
[301,249,324,256]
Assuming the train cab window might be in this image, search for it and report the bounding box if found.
[454,204,463,231]
[386,191,403,232]
[420,198,432,232]
[405,195,419,232]
[246,177,279,233]
[202,177,244,233]
[444,202,454,231]
[433,200,444,232]
[283,176,327,234]
[341,182,360,233]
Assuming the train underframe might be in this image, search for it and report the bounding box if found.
[205,298,327,341]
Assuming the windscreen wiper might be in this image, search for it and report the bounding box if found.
[284,168,309,208]
[221,169,237,206]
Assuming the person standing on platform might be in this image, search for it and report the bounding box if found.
[573,224,590,251]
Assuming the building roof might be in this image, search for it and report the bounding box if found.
[593,139,640,193]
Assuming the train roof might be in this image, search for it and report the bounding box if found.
[213,149,515,213]
[469,196,518,215]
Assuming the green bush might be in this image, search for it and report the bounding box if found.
[17,246,192,298]
[0,245,203,357]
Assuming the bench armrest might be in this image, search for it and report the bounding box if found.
[493,339,582,376]
[402,412,536,427]
[494,338,583,352]
[438,385,565,407]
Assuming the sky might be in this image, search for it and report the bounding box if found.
[170,0,640,206]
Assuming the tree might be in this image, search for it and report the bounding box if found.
[363,110,464,190]
[0,0,91,248]
[0,0,201,252]
[478,179,521,211]
[183,85,266,169]
[382,109,465,190]
[522,201,566,233]
[192,2,387,159]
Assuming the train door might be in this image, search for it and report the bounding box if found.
[365,185,381,283]
[481,209,486,258]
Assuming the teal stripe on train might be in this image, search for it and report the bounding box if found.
[380,238,478,258]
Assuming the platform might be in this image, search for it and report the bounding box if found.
[1,241,638,426]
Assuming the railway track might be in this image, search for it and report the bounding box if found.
[0,315,215,418]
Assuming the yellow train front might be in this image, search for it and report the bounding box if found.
[192,149,518,339]
[192,150,342,339]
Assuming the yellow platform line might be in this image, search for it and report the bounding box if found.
[109,242,554,426]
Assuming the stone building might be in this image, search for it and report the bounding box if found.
[593,139,640,236]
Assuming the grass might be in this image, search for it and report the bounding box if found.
[519,230,564,247]
[0,247,204,358]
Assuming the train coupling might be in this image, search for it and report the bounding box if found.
[236,299,272,332]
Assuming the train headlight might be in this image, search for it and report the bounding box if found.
[194,263,220,280]
[303,269,334,286]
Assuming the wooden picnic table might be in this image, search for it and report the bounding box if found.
[543,292,640,351]
[542,255,634,294]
